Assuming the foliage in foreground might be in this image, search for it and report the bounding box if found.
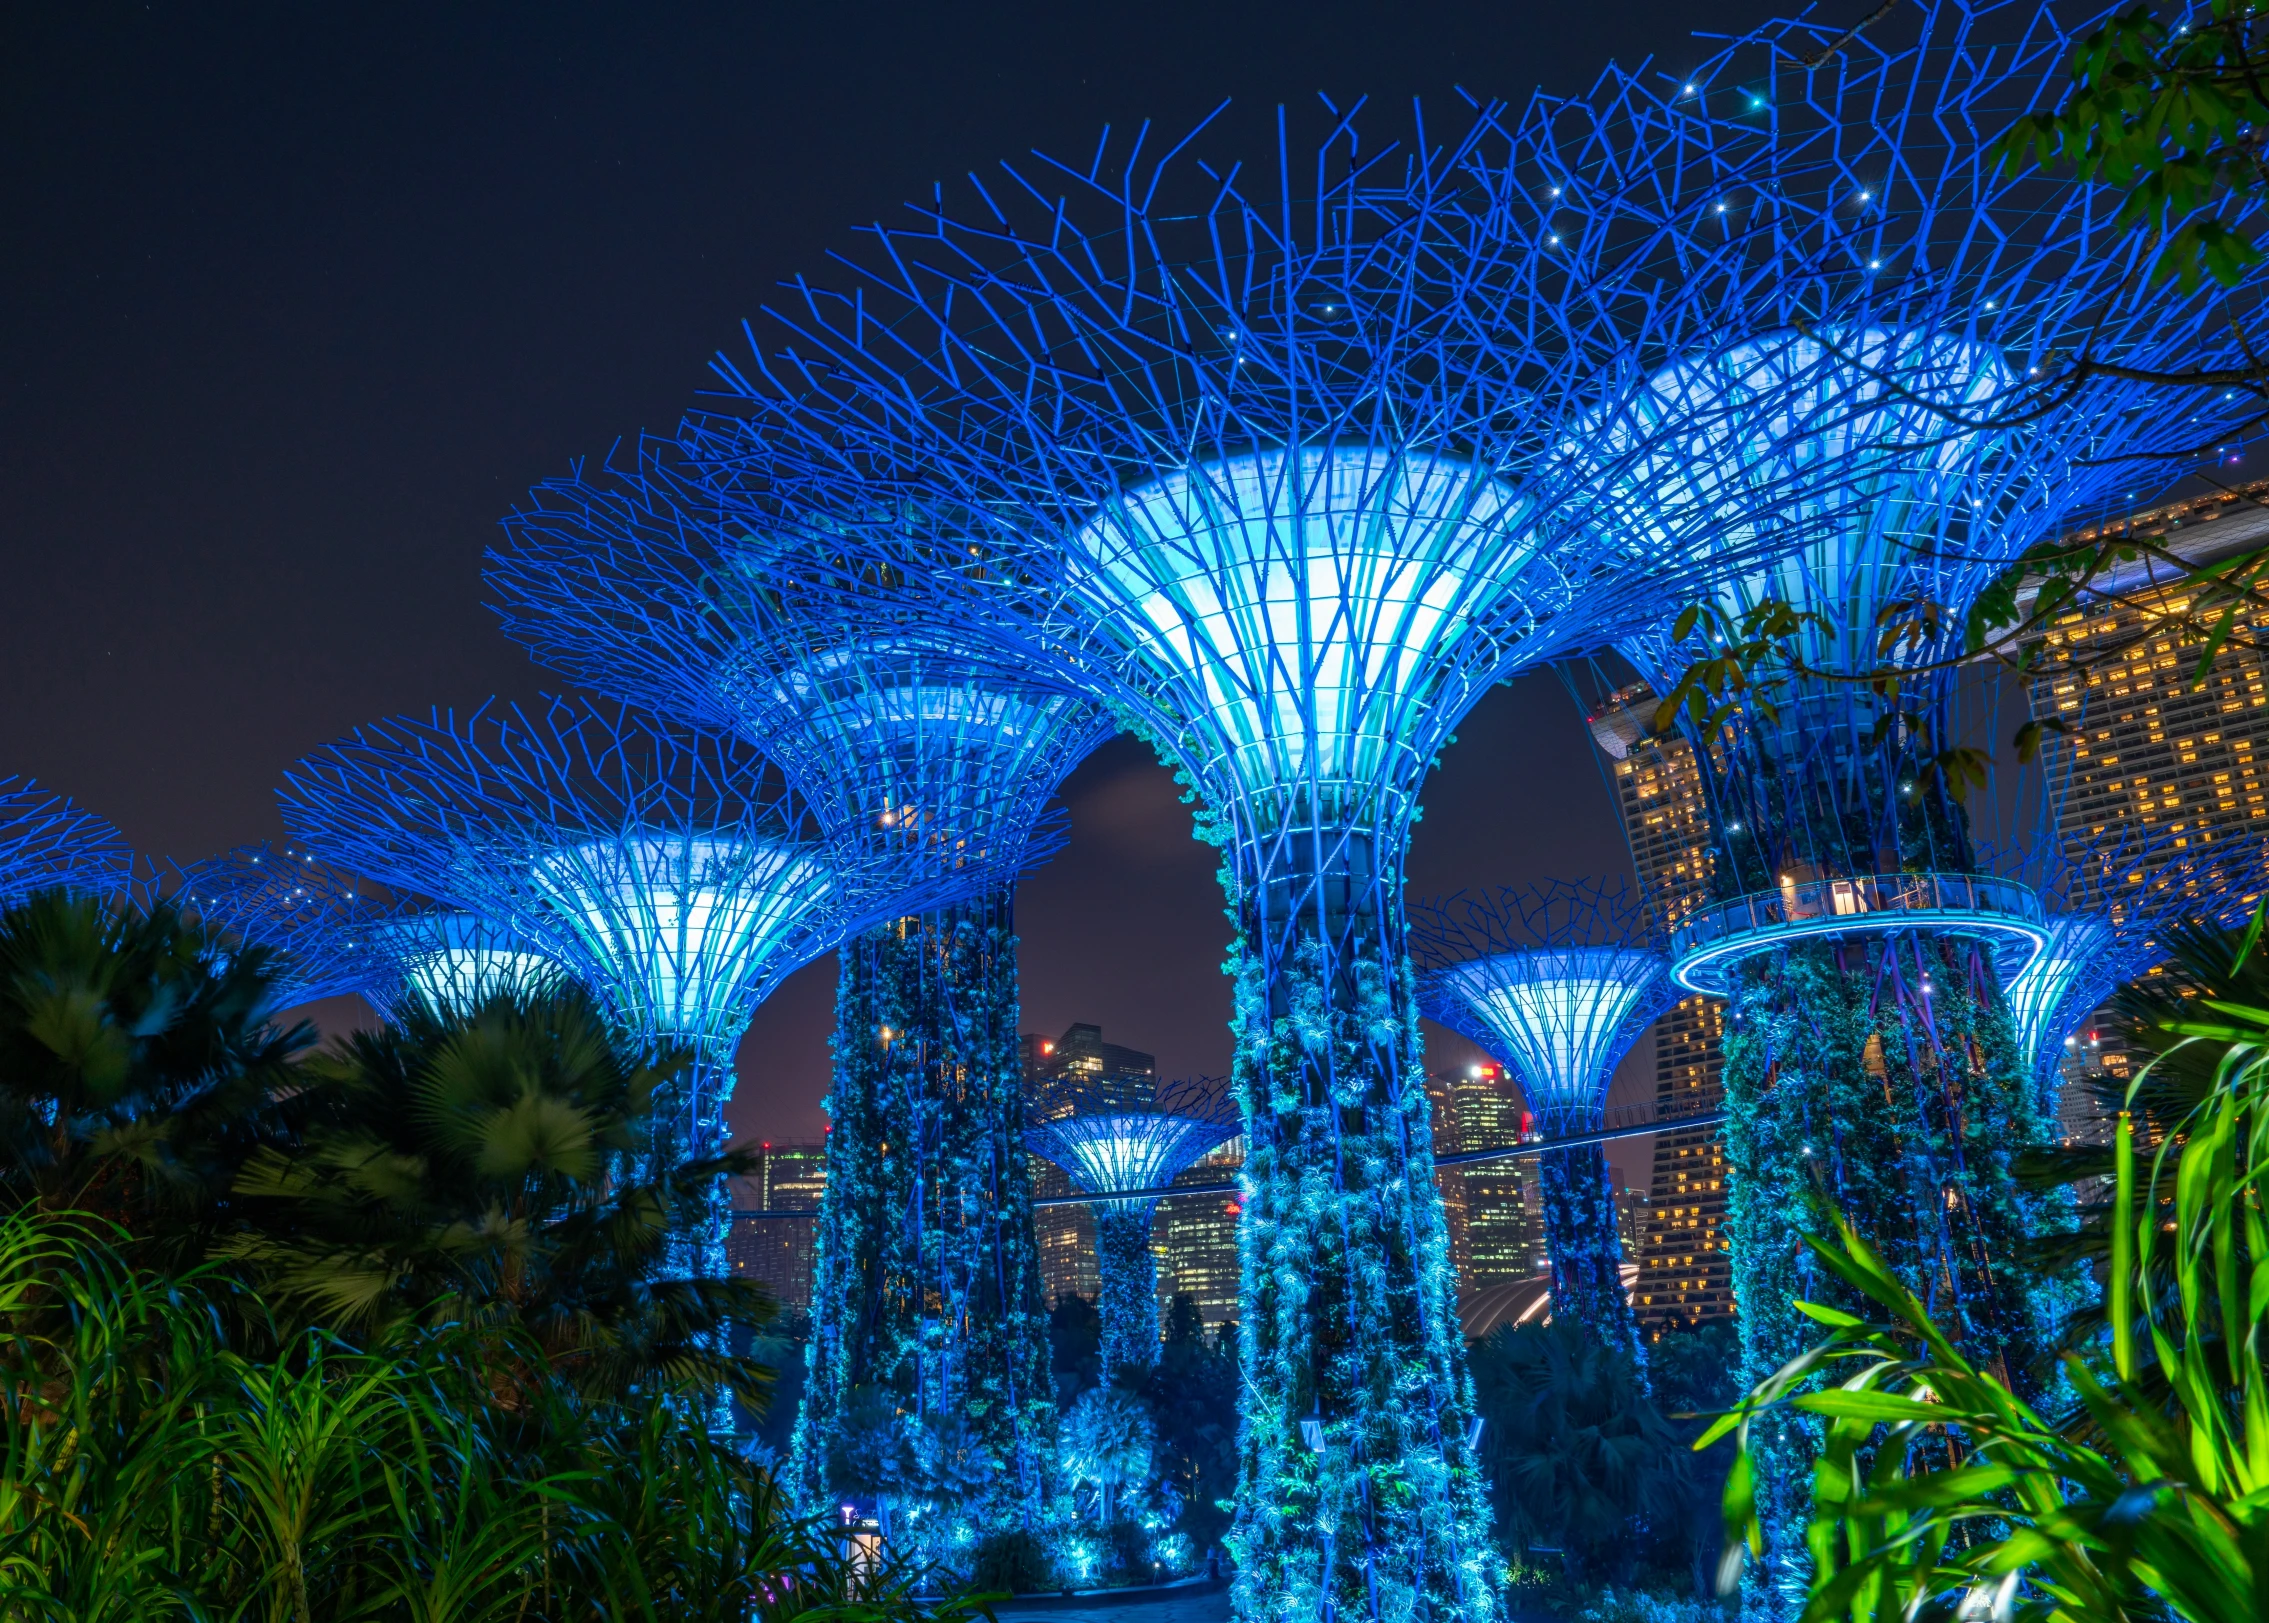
[0,1207,994,1623]
[1474,1316,1736,1597]
[1707,911,2269,1621]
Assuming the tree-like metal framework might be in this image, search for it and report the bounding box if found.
[2004,828,2269,1123]
[279,696,866,1285]
[1515,8,2269,1608]
[1411,881,1673,1370]
[488,455,1107,1554]
[167,844,566,1018]
[0,777,132,906]
[1025,1074,1239,1383]
[662,90,1893,1621]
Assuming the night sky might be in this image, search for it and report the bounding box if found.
[1,1,1787,1184]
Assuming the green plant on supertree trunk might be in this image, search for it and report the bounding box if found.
[1226,848,1497,1623]
[1094,1205,1160,1385]
[1535,1143,1647,1376]
[1717,935,2067,1621]
[793,894,1056,1558]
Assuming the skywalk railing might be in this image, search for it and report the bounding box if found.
[725,1104,1728,1217]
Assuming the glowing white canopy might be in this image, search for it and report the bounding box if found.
[1591,329,2022,682]
[1067,445,1534,832]
[530,833,833,1051]
[1026,1111,1240,1202]
[375,910,562,1015]
[1433,946,1669,1129]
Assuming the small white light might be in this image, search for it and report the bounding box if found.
[1857,189,1870,200]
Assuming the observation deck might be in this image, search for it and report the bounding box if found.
[1669,872,2046,996]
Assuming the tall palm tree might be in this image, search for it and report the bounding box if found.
[225,987,776,1408]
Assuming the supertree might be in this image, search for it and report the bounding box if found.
[1411,881,1673,1372]
[1517,5,2269,1608]
[488,460,1108,1553]
[1024,1074,1239,1384]
[646,59,2116,1606]
[2002,827,2269,1125]
[651,80,1962,1613]
[279,695,865,1291]
[0,776,131,905]
[167,843,565,1017]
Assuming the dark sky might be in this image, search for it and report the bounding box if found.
[1,0,1786,1186]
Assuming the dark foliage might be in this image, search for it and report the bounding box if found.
[1469,1316,1732,1594]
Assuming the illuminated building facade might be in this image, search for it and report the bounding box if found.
[728,1140,828,1312]
[2019,482,2269,1128]
[1154,1138,1246,1327]
[1587,686,1734,1329]
[1438,1067,1545,1288]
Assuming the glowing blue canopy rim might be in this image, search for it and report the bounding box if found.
[489,447,1106,908]
[1414,879,1677,1132]
[1412,880,1672,1369]
[167,844,403,1011]
[1024,1074,1238,1382]
[168,845,570,1019]
[1024,1073,1241,1205]
[0,776,132,905]
[2003,828,2269,1114]
[275,695,886,1293]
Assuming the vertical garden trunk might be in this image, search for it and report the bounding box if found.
[1536,1143,1647,1377]
[1227,832,1498,1623]
[1719,935,2067,1621]
[1094,1204,1161,1384]
[791,893,1056,1559]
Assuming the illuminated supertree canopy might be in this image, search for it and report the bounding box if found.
[2004,828,2269,1121]
[664,90,1871,1622]
[279,695,863,1284]
[1519,7,2269,1611]
[168,844,566,1019]
[0,776,131,906]
[1024,1074,1239,1383]
[489,458,1104,1554]
[1412,880,1673,1370]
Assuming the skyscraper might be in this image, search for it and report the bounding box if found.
[1586,686,1735,1329]
[2025,480,2269,1129]
[1154,1138,1247,1327]
[728,1141,828,1313]
[1436,1065,1546,1288]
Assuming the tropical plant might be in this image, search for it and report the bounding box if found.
[1060,1385,1152,1528]
[0,1205,992,1622]
[1470,1316,1720,1590]
[1706,906,2269,1621]
[1142,1294,1238,1550]
[222,987,775,1407]
[0,889,311,1249]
